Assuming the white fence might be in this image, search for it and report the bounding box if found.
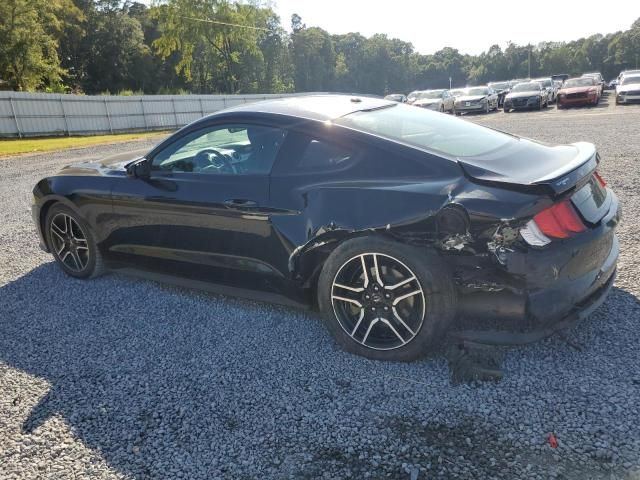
[0,92,310,138]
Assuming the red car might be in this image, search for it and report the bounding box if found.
[557,77,600,108]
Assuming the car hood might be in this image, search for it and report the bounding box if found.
[559,86,596,94]
[458,140,597,195]
[56,148,149,176]
[505,91,540,99]
[456,95,486,102]
[618,83,640,92]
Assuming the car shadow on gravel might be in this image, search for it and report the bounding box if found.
[1,263,638,479]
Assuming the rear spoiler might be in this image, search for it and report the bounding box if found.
[459,142,598,196]
[532,142,598,194]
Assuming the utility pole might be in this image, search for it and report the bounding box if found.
[528,48,531,78]
[449,76,452,89]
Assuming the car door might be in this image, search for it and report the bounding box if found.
[107,122,288,293]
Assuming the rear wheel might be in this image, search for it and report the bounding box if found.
[46,204,105,279]
[317,237,456,361]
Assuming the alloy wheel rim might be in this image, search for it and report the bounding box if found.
[331,253,426,351]
[50,213,90,272]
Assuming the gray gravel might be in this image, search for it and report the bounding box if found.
[1,97,640,479]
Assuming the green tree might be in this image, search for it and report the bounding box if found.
[0,0,80,91]
[291,22,335,91]
[153,0,280,93]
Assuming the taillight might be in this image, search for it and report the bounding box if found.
[594,171,607,188]
[520,199,586,246]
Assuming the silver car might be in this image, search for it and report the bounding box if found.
[411,89,455,113]
[533,77,556,103]
[454,86,499,115]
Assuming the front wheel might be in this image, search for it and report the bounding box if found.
[46,204,105,279]
[317,237,456,361]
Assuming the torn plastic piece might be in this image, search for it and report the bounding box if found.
[439,233,473,251]
[548,433,558,448]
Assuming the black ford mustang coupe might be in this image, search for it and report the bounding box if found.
[32,95,620,361]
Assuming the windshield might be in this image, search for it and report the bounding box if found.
[535,79,551,87]
[563,78,594,88]
[450,90,464,96]
[489,82,509,90]
[407,91,419,101]
[621,75,640,85]
[384,94,404,101]
[511,83,540,92]
[465,87,489,96]
[416,90,445,99]
[335,103,513,158]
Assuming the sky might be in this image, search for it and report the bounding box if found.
[270,0,640,55]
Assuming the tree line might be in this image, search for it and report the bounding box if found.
[1,0,639,95]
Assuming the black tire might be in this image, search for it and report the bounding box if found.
[440,105,445,113]
[317,236,457,361]
[537,99,542,110]
[45,203,105,279]
[504,107,510,113]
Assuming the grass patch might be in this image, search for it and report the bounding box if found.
[0,131,170,157]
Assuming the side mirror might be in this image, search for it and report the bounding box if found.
[126,158,151,178]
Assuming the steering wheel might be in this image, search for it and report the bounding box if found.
[193,148,237,174]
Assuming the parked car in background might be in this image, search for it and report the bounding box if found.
[32,94,620,361]
[551,74,569,83]
[453,86,498,115]
[488,81,512,107]
[615,74,640,105]
[581,73,605,94]
[503,82,548,112]
[534,77,557,103]
[607,79,618,90]
[406,91,420,104]
[384,93,407,103]
[553,80,564,90]
[617,70,640,84]
[411,89,455,113]
[557,77,600,108]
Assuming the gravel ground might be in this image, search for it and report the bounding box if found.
[1,97,640,480]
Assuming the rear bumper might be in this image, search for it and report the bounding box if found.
[616,94,640,104]
[455,103,485,112]
[451,190,621,345]
[558,96,598,106]
[503,99,540,110]
[451,267,616,345]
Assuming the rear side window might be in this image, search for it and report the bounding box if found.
[297,139,354,170]
[336,103,514,158]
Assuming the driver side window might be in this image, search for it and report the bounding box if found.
[151,124,286,175]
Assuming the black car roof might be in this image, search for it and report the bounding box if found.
[214,94,394,122]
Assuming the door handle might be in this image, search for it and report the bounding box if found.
[224,198,258,209]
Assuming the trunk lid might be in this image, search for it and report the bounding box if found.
[458,140,598,195]
[459,139,610,224]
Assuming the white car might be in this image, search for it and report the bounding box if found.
[615,74,640,105]
[411,89,455,113]
[617,69,640,84]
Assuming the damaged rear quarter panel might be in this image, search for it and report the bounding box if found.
[267,123,550,294]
